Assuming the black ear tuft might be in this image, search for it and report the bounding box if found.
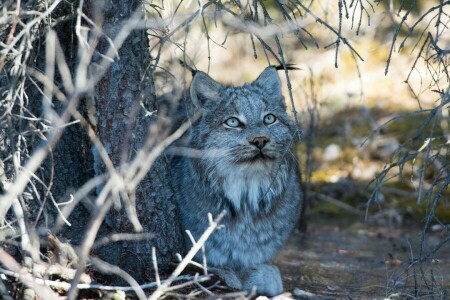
[179,59,197,76]
[189,71,223,108]
[273,64,301,71]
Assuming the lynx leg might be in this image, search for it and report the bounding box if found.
[239,264,283,296]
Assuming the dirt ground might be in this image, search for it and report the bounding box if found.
[276,218,450,300]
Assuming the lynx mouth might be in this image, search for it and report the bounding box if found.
[236,152,275,163]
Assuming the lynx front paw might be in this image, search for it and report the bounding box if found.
[240,264,283,296]
[209,267,243,290]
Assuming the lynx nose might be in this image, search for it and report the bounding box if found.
[250,136,270,149]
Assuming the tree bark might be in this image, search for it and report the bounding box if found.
[88,0,183,282]
[1,0,183,285]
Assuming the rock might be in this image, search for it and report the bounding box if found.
[293,288,316,297]
[323,144,341,162]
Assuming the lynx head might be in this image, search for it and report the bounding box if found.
[188,67,296,212]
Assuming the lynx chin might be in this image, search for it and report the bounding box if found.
[171,66,302,296]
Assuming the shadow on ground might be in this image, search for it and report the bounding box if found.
[276,218,450,299]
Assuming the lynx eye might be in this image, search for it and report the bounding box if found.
[224,117,241,128]
[263,114,277,125]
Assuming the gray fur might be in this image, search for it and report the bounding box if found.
[240,264,283,295]
[171,67,302,296]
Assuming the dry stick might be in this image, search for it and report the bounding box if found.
[311,192,364,216]
[149,211,226,300]
[335,0,343,68]
[364,106,446,218]
[149,1,216,52]
[43,30,56,119]
[19,166,71,226]
[256,1,302,140]
[127,112,199,191]
[159,274,212,293]
[68,113,196,299]
[152,247,161,287]
[147,1,215,70]
[385,0,417,75]
[304,68,318,202]
[53,28,75,94]
[0,90,76,223]
[56,175,107,230]
[0,0,21,73]
[398,1,450,52]
[201,243,208,276]
[93,232,155,249]
[0,8,143,230]
[0,0,63,62]
[391,234,450,293]
[10,197,30,252]
[275,1,308,50]
[350,0,373,35]
[198,1,285,66]
[67,105,116,178]
[184,229,210,275]
[66,180,115,300]
[90,257,147,300]
[293,0,364,62]
[200,5,212,73]
[436,0,444,38]
[0,267,209,293]
[31,131,57,229]
[220,9,318,39]
[415,123,438,208]
[194,280,215,296]
[0,250,59,300]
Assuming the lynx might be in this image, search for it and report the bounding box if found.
[171,66,302,296]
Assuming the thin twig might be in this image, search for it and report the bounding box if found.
[0,267,209,292]
[149,211,226,300]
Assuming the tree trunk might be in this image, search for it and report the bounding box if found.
[1,0,183,285]
[87,0,183,282]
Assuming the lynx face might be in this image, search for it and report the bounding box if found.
[189,67,295,212]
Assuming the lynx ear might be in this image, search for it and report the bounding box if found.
[253,67,282,101]
[190,71,223,108]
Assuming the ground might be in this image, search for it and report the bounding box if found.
[277,217,450,299]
